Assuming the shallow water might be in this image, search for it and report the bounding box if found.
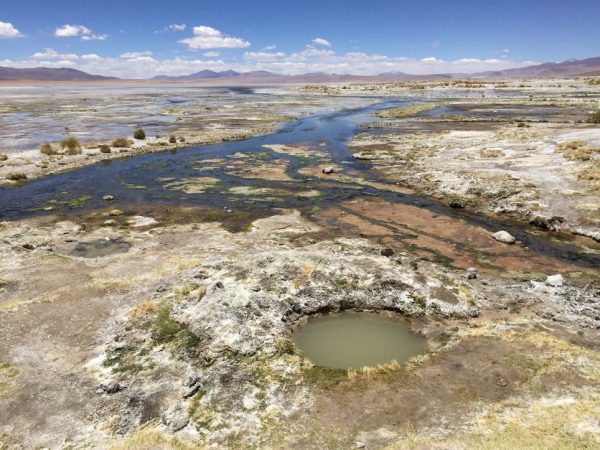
[1,89,599,270]
[292,311,426,369]
[56,238,130,258]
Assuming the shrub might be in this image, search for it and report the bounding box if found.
[133,129,146,140]
[0,154,7,161]
[587,110,600,124]
[60,137,82,155]
[169,135,177,144]
[39,143,58,155]
[6,172,27,181]
[112,138,131,148]
[99,145,111,153]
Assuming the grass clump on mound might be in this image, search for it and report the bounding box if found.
[39,143,58,155]
[133,128,146,140]
[99,144,111,153]
[112,138,132,148]
[60,137,82,155]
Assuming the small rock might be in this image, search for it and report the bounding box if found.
[545,274,565,287]
[102,219,118,227]
[22,243,35,250]
[465,267,478,279]
[355,442,366,449]
[162,403,189,432]
[182,382,202,399]
[99,382,124,394]
[215,281,224,289]
[380,247,395,257]
[492,230,516,244]
[322,166,336,174]
[102,195,114,201]
[251,285,261,292]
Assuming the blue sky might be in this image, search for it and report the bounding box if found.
[1,0,599,77]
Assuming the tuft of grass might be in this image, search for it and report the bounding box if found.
[133,128,146,140]
[169,135,177,144]
[39,143,58,155]
[151,305,182,344]
[112,138,131,148]
[587,110,600,124]
[110,423,197,450]
[6,172,27,182]
[555,141,599,161]
[60,137,82,155]
[479,149,504,158]
[0,154,7,161]
[99,144,111,153]
[302,365,347,388]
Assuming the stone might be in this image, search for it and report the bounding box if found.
[161,403,189,432]
[380,247,395,257]
[465,267,478,279]
[545,274,565,287]
[102,195,114,201]
[102,219,118,227]
[322,166,336,174]
[355,442,366,449]
[492,230,516,244]
[108,209,124,217]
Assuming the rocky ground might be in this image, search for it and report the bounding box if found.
[0,79,599,449]
[342,79,600,242]
[0,205,598,449]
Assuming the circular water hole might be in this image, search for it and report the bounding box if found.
[292,310,427,370]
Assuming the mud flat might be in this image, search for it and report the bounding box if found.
[343,79,600,243]
[0,82,599,449]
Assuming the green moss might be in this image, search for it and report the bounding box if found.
[152,305,183,344]
[47,194,92,209]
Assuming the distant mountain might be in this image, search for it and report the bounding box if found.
[0,66,117,81]
[152,69,278,80]
[475,57,600,78]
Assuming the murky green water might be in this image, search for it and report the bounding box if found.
[292,311,427,369]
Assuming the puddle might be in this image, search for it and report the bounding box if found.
[292,311,426,369]
[57,239,130,258]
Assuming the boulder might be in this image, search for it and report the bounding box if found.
[492,230,516,244]
[545,274,565,287]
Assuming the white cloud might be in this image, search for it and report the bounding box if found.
[32,48,78,60]
[312,37,331,47]
[120,51,154,59]
[157,23,186,33]
[263,45,277,51]
[55,24,107,41]
[178,25,250,49]
[81,54,102,61]
[2,46,537,79]
[203,51,220,57]
[244,51,285,61]
[0,21,23,38]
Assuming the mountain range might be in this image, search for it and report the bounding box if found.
[1,56,599,82]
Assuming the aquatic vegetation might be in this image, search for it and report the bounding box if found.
[47,194,92,209]
[374,102,445,119]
